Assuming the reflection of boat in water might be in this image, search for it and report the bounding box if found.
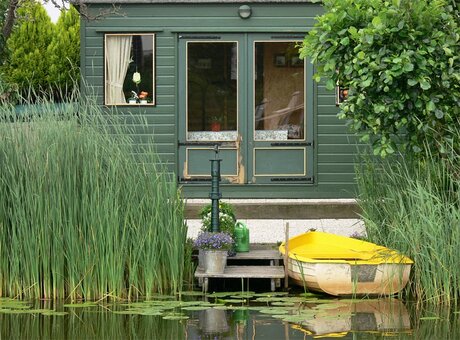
[279,231,413,296]
[293,299,411,337]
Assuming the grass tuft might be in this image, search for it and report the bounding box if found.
[356,148,460,305]
[0,89,189,301]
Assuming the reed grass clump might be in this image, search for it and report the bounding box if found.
[356,150,460,305]
[0,93,188,301]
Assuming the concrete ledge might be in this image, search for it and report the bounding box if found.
[187,218,365,243]
[185,199,360,219]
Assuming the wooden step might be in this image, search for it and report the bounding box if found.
[229,250,282,261]
[195,265,285,293]
[195,266,285,279]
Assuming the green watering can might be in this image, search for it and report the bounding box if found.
[234,222,250,252]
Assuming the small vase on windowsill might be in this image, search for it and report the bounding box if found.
[140,100,148,104]
[128,99,137,104]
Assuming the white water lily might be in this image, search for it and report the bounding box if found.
[132,72,141,84]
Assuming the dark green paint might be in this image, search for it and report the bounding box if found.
[81,2,359,198]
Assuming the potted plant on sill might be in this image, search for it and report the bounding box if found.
[128,91,138,104]
[194,232,234,274]
[210,116,223,132]
[139,91,149,104]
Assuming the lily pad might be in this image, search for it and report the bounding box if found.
[279,315,310,323]
[230,294,254,299]
[41,311,68,316]
[230,306,249,310]
[113,310,145,315]
[181,306,212,311]
[140,311,163,316]
[179,291,203,296]
[222,299,246,304]
[313,303,348,310]
[254,292,289,297]
[120,302,153,307]
[63,302,98,308]
[255,297,286,303]
[148,295,175,300]
[272,302,296,307]
[0,301,30,307]
[259,308,289,315]
[0,309,37,314]
[207,292,235,298]
[298,292,322,298]
[163,314,189,320]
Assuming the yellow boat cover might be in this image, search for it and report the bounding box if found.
[279,231,413,265]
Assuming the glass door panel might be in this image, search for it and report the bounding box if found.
[254,41,305,141]
[187,42,238,142]
[178,35,244,184]
[249,37,313,184]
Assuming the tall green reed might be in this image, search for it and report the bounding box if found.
[0,89,189,300]
[356,148,460,305]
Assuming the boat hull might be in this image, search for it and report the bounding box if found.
[287,258,411,296]
[279,231,413,296]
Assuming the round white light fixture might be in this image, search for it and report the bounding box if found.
[238,5,252,19]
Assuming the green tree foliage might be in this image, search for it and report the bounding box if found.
[47,5,80,92]
[0,0,9,64]
[2,0,54,93]
[301,0,460,157]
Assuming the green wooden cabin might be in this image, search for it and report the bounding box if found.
[78,0,360,203]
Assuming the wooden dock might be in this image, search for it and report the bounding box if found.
[195,250,285,293]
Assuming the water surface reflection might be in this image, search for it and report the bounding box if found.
[0,296,458,339]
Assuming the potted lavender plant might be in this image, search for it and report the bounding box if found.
[194,232,234,274]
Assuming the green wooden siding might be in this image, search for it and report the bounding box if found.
[81,3,361,198]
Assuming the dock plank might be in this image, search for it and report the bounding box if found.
[195,266,285,279]
[230,250,282,260]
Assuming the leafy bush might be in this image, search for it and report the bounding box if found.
[199,201,236,235]
[301,0,460,157]
[1,1,54,94]
[1,1,80,102]
[47,5,80,94]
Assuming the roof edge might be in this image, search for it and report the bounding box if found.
[76,0,318,4]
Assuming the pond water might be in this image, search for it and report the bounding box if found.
[1,292,459,339]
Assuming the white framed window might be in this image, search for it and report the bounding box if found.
[104,33,155,106]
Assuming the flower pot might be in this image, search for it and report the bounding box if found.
[128,99,137,104]
[203,250,227,274]
[140,99,148,104]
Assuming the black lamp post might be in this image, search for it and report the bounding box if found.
[209,145,222,233]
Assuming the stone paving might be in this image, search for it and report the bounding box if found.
[186,218,366,243]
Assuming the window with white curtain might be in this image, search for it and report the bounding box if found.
[104,33,155,105]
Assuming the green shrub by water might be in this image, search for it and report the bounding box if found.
[356,151,460,305]
[0,94,189,301]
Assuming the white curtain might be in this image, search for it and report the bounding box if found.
[105,35,132,104]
